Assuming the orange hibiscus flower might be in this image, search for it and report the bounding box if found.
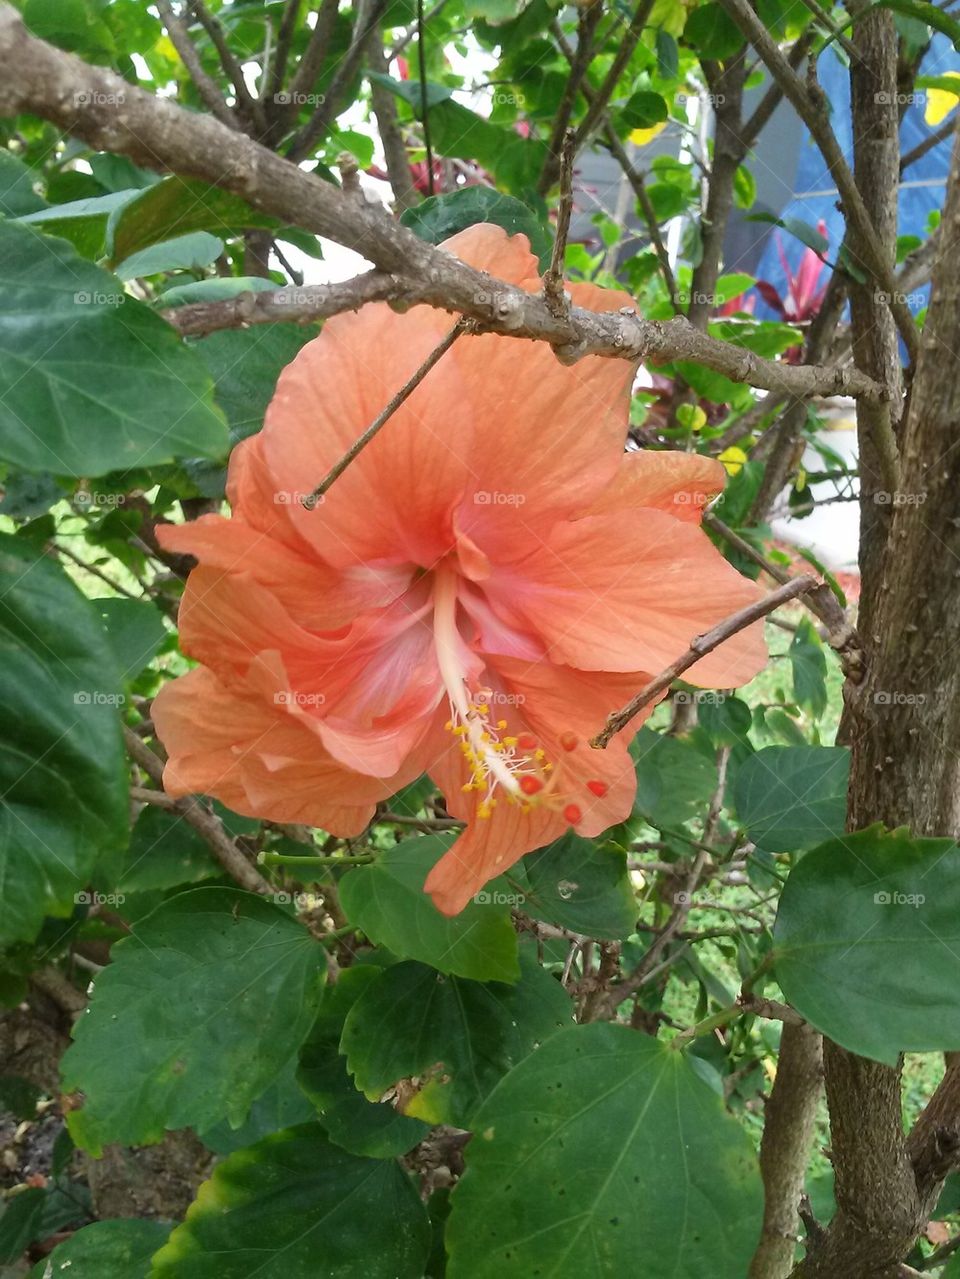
[153,224,766,915]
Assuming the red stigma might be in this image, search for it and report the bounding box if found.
[517,733,538,751]
[519,776,543,796]
[559,731,578,752]
[563,803,582,824]
[586,779,609,798]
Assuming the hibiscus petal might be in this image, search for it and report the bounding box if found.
[495,509,767,686]
[580,450,726,524]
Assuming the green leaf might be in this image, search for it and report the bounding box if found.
[683,4,744,59]
[114,230,224,280]
[748,212,829,256]
[199,1056,317,1156]
[733,165,757,210]
[877,0,960,47]
[0,151,46,217]
[339,835,520,983]
[401,187,553,269]
[151,1123,430,1278]
[789,616,828,717]
[733,745,849,852]
[0,222,227,476]
[656,29,679,79]
[97,598,167,680]
[117,807,220,894]
[157,276,277,308]
[446,1024,763,1277]
[0,536,128,946]
[508,831,637,939]
[774,827,960,1063]
[298,967,430,1158]
[342,957,572,1127]
[620,90,669,129]
[183,323,316,496]
[107,177,276,266]
[28,1219,172,1279]
[698,694,753,747]
[632,728,719,828]
[16,191,142,258]
[371,75,547,195]
[62,887,325,1153]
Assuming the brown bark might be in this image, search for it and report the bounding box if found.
[749,1023,823,1279]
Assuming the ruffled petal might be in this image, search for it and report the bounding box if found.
[158,515,407,631]
[581,450,726,524]
[490,509,767,687]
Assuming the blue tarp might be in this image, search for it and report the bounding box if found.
[751,34,957,318]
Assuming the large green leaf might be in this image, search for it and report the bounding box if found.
[16,190,141,258]
[62,887,325,1153]
[199,1056,317,1156]
[342,956,572,1127]
[96,597,168,680]
[775,827,960,1064]
[0,221,227,476]
[446,1024,763,1277]
[0,151,46,217]
[298,966,430,1158]
[150,1123,430,1278]
[117,806,220,894]
[401,187,553,268]
[184,323,316,496]
[0,536,128,946]
[115,230,224,280]
[107,177,276,265]
[733,745,849,852]
[339,835,520,982]
[28,1219,172,1279]
[632,728,719,829]
[508,832,637,939]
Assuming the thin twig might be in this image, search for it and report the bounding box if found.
[189,0,266,132]
[156,0,238,129]
[542,128,575,316]
[302,317,468,507]
[123,726,273,895]
[416,0,434,195]
[591,575,818,748]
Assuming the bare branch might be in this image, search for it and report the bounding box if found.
[123,725,273,895]
[189,0,266,133]
[155,0,239,130]
[591,575,819,748]
[542,128,575,316]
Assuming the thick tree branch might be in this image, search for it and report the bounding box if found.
[0,5,888,407]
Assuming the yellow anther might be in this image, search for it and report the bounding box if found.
[496,719,507,729]
[504,736,517,747]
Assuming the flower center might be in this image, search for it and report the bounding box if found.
[432,567,551,819]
